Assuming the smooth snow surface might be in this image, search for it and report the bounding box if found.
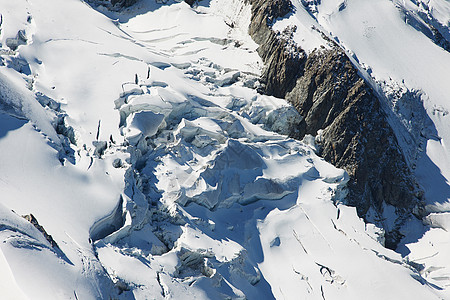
[0,0,448,299]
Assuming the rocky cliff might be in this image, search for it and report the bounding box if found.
[246,0,424,248]
[110,0,137,8]
[108,0,195,8]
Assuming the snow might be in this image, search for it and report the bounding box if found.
[257,195,436,300]
[273,0,330,53]
[0,0,449,298]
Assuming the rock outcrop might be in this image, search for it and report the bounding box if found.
[110,0,137,8]
[246,0,423,248]
[23,214,60,249]
[109,0,198,8]
[246,0,305,99]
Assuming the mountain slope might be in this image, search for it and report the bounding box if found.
[0,0,449,299]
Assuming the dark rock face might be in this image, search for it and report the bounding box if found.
[110,0,137,8]
[291,49,421,216]
[430,25,450,52]
[110,0,201,8]
[23,214,60,249]
[109,0,199,8]
[246,0,306,98]
[246,0,423,248]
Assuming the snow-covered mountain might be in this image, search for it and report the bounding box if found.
[0,0,449,299]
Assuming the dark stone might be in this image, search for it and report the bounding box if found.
[23,214,59,249]
[110,0,137,8]
[287,47,423,248]
[430,25,450,52]
[246,0,305,98]
[294,50,420,213]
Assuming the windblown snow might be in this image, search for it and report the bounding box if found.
[0,0,449,299]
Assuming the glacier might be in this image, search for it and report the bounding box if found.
[0,0,449,299]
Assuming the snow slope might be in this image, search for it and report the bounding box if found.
[0,0,448,299]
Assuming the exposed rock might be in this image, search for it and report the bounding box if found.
[246,0,424,248]
[430,25,450,52]
[246,0,306,98]
[108,0,199,8]
[110,0,137,7]
[22,214,60,250]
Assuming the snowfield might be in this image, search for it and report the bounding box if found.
[0,0,449,299]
